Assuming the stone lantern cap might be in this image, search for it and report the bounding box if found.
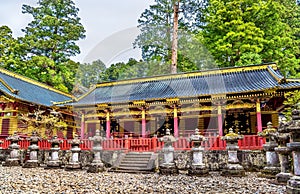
[68,134,82,146]
[221,128,244,142]
[277,117,290,133]
[48,135,63,145]
[286,109,300,134]
[6,131,22,142]
[89,130,105,143]
[27,131,41,143]
[258,122,277,137]
[159,129,176,144]
[188,128,207,143]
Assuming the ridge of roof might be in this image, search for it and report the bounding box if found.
[0,77,19,94]
[0,67,74,98]
[95,62,277,88]
[74,62,278,103]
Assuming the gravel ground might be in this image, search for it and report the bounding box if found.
[0,167,286,194]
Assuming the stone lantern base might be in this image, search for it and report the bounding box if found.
[45,160,61,169]
[287,176,300,194]
[65,162,82,171]
[3,159,20,167]
[221,164,245,177]
[23,160,39,168]
[276,172,293,184]
[159,163,178,175]
[188,164,209,176]
[259,166,281,178]
[87,162,105,173]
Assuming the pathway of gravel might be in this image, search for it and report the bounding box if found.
[0,167,286,193]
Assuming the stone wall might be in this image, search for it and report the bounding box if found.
[158,150,266,171]
[0,149,266,171]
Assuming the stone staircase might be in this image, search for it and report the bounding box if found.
[110,152,157,173]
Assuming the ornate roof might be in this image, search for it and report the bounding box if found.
[72,63,300,106]
[0,68,73,107]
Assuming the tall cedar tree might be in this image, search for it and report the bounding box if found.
[20,0,85,92]
[134,0,210,75]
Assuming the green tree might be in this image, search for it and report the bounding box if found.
[101,58,146,82]
[75,59,107,88]
[134,0,210,75]
[202,0,300,77]
[0,26,24,71]
[19,0,86,92]
[202,0,265,67]
[22,0,85,63]
[21,56,79,92]
[283,90,300,120]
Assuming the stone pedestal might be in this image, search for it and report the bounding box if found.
[188,128,208,176]
[258,122,280,178]
[287,142,300,194]
[260,142,280,178]
[221,143,245,177]
[273,120,292,184]
[159,129,178,175]
[4,132,21,166]
[275,147,292,184]
[46,136,62,169]
[221,128,245,177]
[87,130,105,173]
[286,109,300,194]
[23,131,41,168]
[65,135,82,170]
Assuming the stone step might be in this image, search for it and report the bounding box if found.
[121,160,149,164]
[123,156,151,161]
[117,166,150,170]
[119,163,148,167]
[112,152,156,173]
[125,154,152,158]
[126,152,152,155]
[109,168,155,174]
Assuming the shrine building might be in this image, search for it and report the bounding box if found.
[0,62,299,140]
[69,62,300,139]
[0,67,73,138]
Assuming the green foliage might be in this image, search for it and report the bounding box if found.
[134,0,211,74]
[202,0,300,77]
[283,90,300,120]
[0,26,25,71]
[75,59,106,88]
[100,58,146,82]
[21,56,79,92]
[0,0,86,92]
[21,0,86,63]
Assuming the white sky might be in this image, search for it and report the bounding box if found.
[0,0,155,65]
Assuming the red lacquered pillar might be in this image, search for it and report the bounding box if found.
[106,111,111,139]
[174,106,178,138]
[142,108,146,138]
[218,105,223,136]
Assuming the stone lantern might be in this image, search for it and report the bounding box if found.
[65,134,82,170]
[46,136,63,168]
[4,131,22,166]
[286,109,300,194]
[273,118,292,184]
[23,131,41,168]
[159,128,178,174]
[0,140,3,161]
[258,121,280,178]
[187,128,208,176]
[221,128,245,177]
[87,129,105,173]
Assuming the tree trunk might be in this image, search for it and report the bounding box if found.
[171,0,179,74]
